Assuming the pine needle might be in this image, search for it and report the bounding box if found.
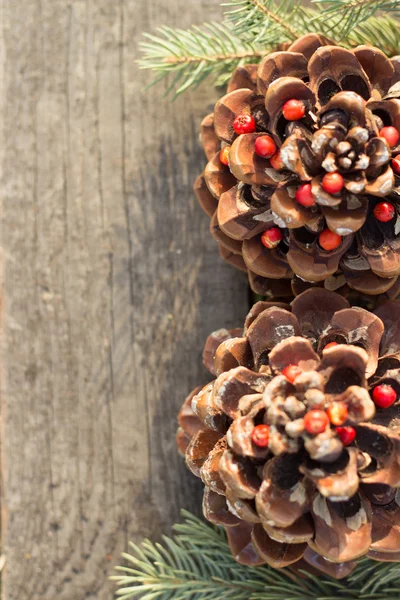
[112,511,400,600]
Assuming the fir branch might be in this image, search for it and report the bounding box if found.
[247,0,299,38]
[138,1,318,96]
[137,0,400,95]
[347,14,400,55]
[138,22,266,96]
[244,5,341,45]
[112,511,400,600]
[223,0,302,41]
[312,0,400,38]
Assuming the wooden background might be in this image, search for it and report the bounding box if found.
[0,1,249,598]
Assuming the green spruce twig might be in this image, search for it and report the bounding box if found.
[313,0,400,38]
[138,22,266,95]
[138,0,400,96]
[112,511,400,600]
[223,0,302,41]
[347,14,400,54]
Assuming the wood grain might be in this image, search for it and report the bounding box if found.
[0,1,248,598]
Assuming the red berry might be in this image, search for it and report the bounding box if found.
[261,227,283,249]
[282,364,303,383]
[304,410,330,435]
[295,183,315,208]
[233,114,256,135]
[254,135,277,159]
[336,426,356,446]
[219,146,230,166]
[319,229,342,251]
[392,155,400,175]
[327,402,348,426]
[282,99,306,121]
[270,151,284,170]
[373,201,395,223]
[251,424,270,448]
[324,341,339,350]
[322,172,344,195]
[372,384,397,409]
[379,126,400,147]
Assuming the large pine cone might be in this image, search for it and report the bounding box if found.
[177,289,400,577]
[196,33,400,300]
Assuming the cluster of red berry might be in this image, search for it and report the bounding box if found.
[219,98,399,255]
[251,344,398,451]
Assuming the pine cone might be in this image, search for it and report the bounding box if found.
[177,288,400,577]
[196,33,400,300]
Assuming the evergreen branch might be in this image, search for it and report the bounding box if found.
[347,14,400,55]
[244,5,341,45]
[248,0,299,38]
[223,0,302,40]
[112,511,400,600]
[138,23,266,96]
[161,50,264,65]
[137,0,400,95]
[312,0,400,37]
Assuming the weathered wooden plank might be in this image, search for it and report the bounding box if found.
[0,0,248,598]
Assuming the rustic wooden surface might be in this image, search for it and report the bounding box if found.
[0,1,249,598]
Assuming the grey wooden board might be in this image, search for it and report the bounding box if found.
[0,1,249,598]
